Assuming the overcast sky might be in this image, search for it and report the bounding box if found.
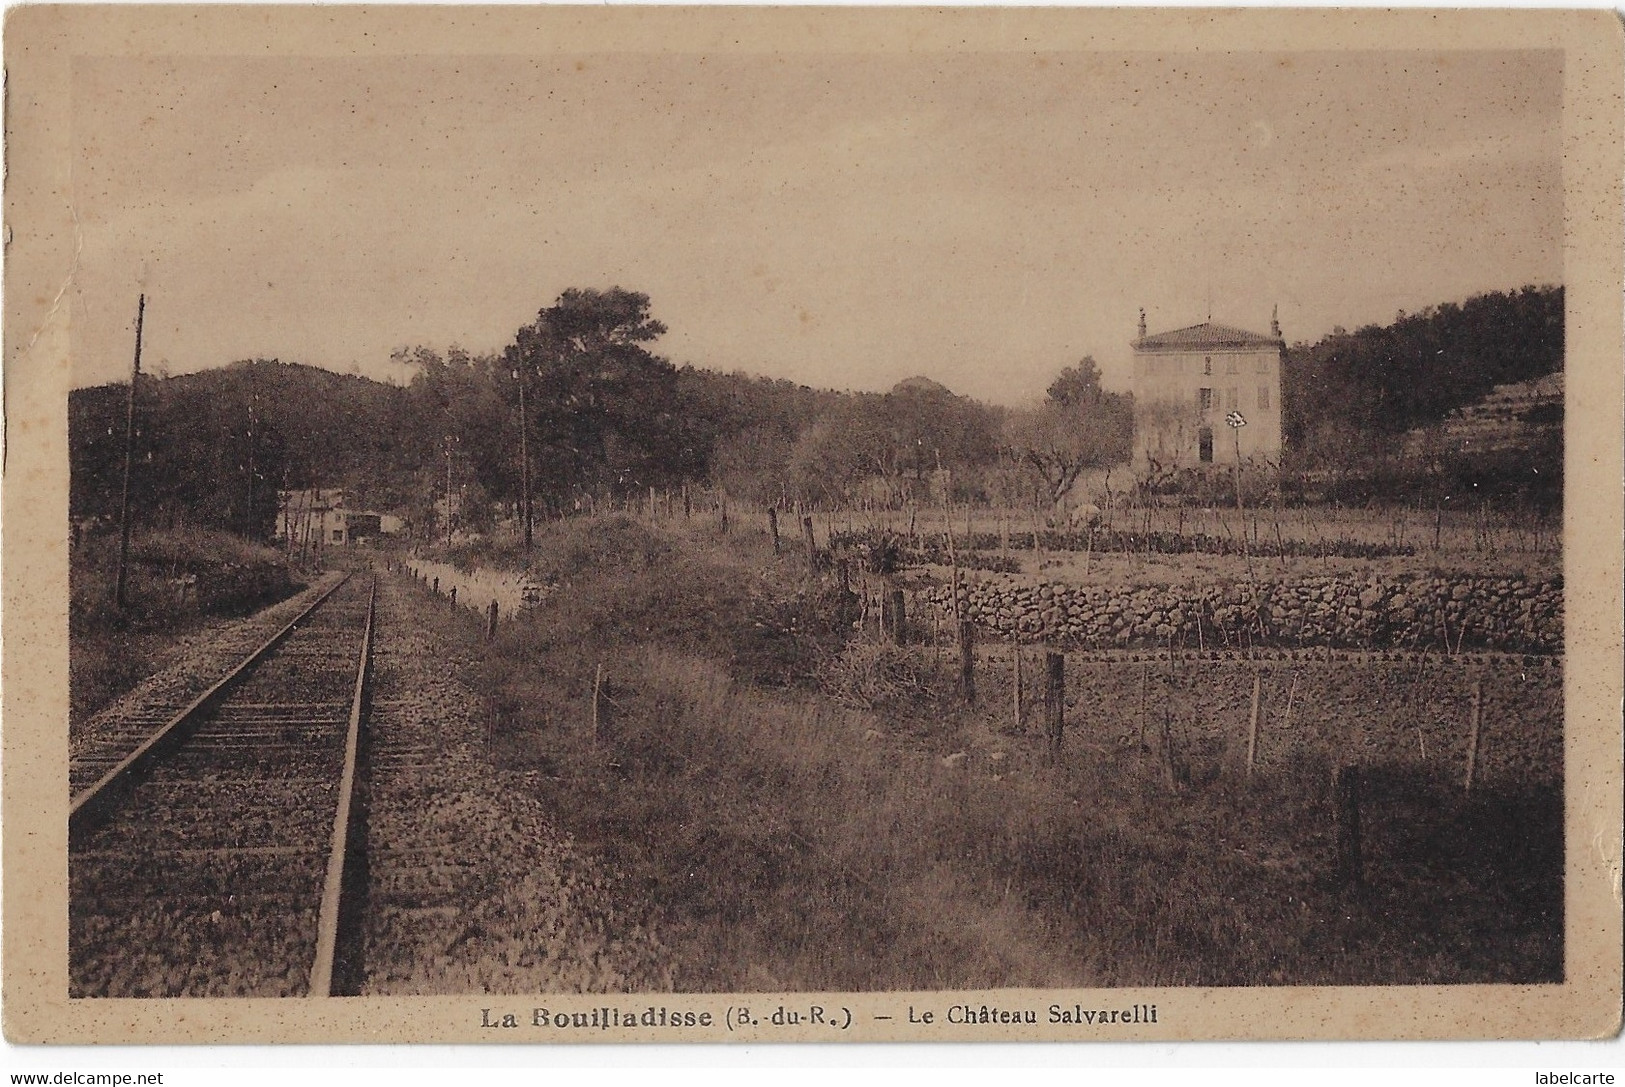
[70,49,1561,404]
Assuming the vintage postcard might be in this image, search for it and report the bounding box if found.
[4,5,1621,1046]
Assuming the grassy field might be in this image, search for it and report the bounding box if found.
[412,509,1563,990]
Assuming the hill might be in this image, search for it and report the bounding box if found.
[1283,285,1563,458]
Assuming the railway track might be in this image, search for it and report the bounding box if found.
[69,571,351,769]
[69,572,376,998]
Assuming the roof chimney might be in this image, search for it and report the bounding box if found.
[1270,304,1281,339]
[1138,307,1147,340]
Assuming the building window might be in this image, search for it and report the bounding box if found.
[1226,387,1239,410]
[1204,356,1212,375]
[1198,426,1214,463]
[1258,385,1271,409]
[1226,356,1239,375]
[332,529,343,542]
[1256,354,1269,373]
[1199,387,1213,411]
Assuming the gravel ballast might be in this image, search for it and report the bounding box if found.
[361,569,671,995]
[70,572,347,771]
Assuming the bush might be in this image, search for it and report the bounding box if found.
[70,526,298,723]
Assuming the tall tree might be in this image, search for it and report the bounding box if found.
[1008,358,1133,507]
[504,288,681,498]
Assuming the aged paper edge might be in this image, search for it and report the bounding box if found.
[4,5,1620,1046]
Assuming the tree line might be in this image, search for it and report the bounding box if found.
[1283,285,1563,463]
[69,283,1561,542]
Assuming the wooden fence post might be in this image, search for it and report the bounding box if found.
[890,586,906,645]
[931,604,941,673]
[1045,650,1065,756]
[1013,644,1024,733]
[1464,678,1483,794]
[768,507,781,553]
[1334,764,1363,887]
[802,516,818,567]
[958,619,976,704]
[1160,708,1180,792]
[487,599,499,642]
[592,664,605,744]
[1246,671,1261,777]
[1138,662,1149,751]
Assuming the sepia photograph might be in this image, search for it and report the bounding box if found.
[5,5,1620,1047]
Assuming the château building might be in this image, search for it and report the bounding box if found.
[1130,309,1285,469]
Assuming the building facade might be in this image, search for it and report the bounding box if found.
[276,490,398,550]
[1131,311,1285,470]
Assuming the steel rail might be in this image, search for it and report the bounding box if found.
[68,573,355,848]
[309,575,376,997]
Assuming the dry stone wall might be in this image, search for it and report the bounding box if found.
[926,573,1562,655]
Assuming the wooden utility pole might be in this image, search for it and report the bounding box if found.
[114,294,146,609]
[244,360,258,539]
[444,437,455,548]
[516,369,531,549]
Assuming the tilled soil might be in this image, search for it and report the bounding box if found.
[360,570,671,995]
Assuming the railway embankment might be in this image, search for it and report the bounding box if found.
[70,528,306,727]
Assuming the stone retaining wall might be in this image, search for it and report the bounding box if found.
[926,573,1562,655]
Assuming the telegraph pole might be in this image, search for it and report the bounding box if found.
[244,361,258,540]
[114,294,146,609]
[445,436,455,548]
[515,368,531,549]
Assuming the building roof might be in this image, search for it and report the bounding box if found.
[1135,322,1282,352]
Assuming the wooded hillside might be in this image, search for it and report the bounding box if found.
[1283,285,1563,461]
